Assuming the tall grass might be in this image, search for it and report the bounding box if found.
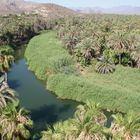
[47,66,140,112]
[48,55,74,74]
[25,31,74,80]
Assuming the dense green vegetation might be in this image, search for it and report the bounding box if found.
[25,30,140,112]
[0,13,52,47]
[0,104,33,140]
[56,15,140,71]
[0,45,14,72]
[41,102,140,140]
[2,12,140,139]
[25,14,140,138]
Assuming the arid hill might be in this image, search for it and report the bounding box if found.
[0,0,77,17]
[32,3,77,18]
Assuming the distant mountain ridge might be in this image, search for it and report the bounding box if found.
[74,6,140,15]
[1,0,139,16]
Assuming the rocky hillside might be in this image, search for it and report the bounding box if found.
[0,0,77,17]
[0,0,26,14]
[33,4,77,18]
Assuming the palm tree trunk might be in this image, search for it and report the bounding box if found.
[125,132,131,140]
[119,54,121,64]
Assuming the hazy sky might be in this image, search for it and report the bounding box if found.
[26,0,140,8]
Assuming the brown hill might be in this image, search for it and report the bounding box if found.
[0,0,77,17]
[0,0,25,14]
[33,3,77,18]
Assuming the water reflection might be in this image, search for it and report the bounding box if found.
[8,58,78,133]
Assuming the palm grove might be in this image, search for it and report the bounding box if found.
[41,15,140,140]
[57,15,140,72]
[0,14,47,139]
[0,13,140,139]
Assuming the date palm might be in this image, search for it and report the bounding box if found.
[63,26,81,54]
[95,58,115,74]
[75,37,102,66]
[111,111,140,140]
[0,46,14,72]
[0,54,14,72]
[41,102,109,140]
[75,38,94,64]
[131,49,140,68]
[0,86,18,108]
[41,122,70,140]
[0,104,33,140]
[66,102,107,140]
[125,33,139,52]
[107,32,128,64]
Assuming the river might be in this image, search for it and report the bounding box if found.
[6,48,112,139]
[7,48,78,134]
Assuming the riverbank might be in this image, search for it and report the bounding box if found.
[25,31,140,113]
[25,31,75,80]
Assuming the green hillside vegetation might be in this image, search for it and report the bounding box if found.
[25,30,140,112]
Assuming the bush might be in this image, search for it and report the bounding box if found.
[59,66,79,75]
[48,55,74,73]
[0,45,14,55]
[95,61,115,74]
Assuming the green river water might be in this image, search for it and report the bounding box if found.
[7,48,112,138]
[7,49,78,134]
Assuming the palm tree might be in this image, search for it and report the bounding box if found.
[0,104,33,140]
[125,33,138,52]
[0,86,18,108]
[41,122,69,140]
[63,26,81,54]
[107,32,128,65]
[75,37,102,66]
[111,111,140,140]
[0,54,14,72]
[95,60,115,74]
[0,46,14,72]
[41,102,109,140]
[66,102,108,140]
[131,49,140,68]
[75,38,94,65]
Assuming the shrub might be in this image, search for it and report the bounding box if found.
[48,55,74,73]
[95,61,115,74]
[0,45,14,55]
[59,65,79,75]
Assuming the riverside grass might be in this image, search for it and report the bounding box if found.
[25,31,140,113]
[25,31,73,80]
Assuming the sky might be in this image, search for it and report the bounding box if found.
[26,0,140,8]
